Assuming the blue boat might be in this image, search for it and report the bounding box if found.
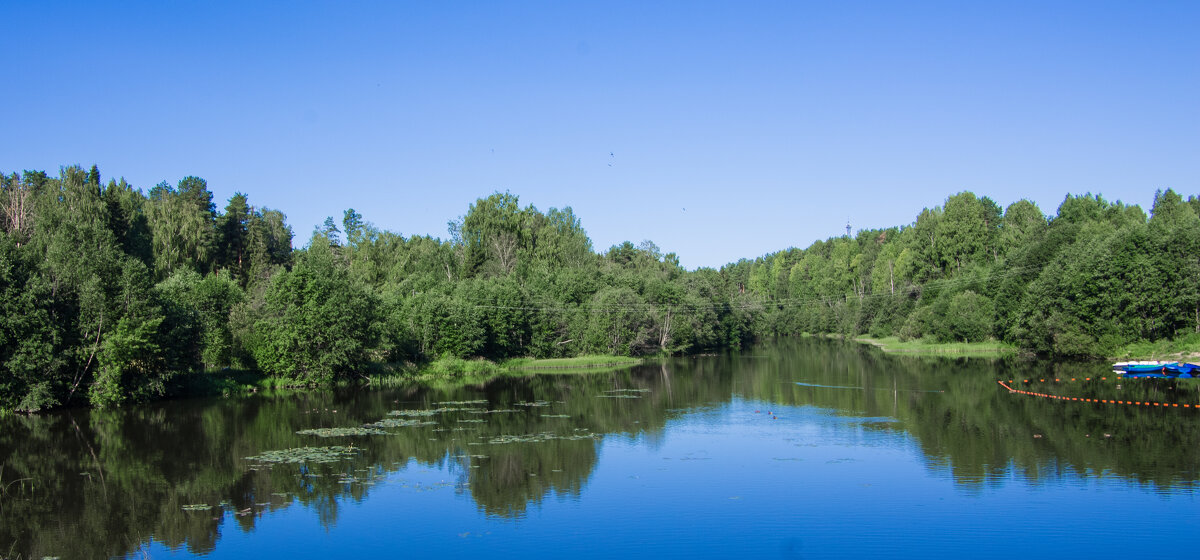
[1117,363,1170,374]
[1165,363,1198,376]
[1114,362,1200,378]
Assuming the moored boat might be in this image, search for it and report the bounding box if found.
[1113,361,1200,378]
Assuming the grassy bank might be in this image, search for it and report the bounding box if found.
[855,336,1019,357]
[121,354,647,403]
[856,333,1200,362]
[1110,333,1200,362]
[365,354,643,387]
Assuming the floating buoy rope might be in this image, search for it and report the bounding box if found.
[997,380,1198,409]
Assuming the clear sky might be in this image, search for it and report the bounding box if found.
[2,1,1196,269]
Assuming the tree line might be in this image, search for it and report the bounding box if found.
[730,190,1200,356]
[1,164,1197,410]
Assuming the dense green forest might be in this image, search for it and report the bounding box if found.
[1,165,1198,411]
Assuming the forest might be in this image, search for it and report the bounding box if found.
[1,164,1198,411]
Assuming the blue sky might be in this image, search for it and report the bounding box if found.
[2,1,1196,269]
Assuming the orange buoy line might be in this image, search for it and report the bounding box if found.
[1006,377,1109,384]
[996,380,1198,409]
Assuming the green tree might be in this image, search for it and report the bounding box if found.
[251,236,379,383]
[146,177,219,278]
[216,193,252,281]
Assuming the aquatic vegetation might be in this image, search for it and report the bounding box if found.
[181,504,210,511]
[605,388,650,393]
[244,446,359,464]
[368,418,437,428]
[389,406,486,416]
[296,427,390,437]
[335,471,385,485]
[541,414,570,418]
[515,401,552,407]
[387,409,438,417]
[597,394,641,399]
[457,419,485,423]
[437,399,489,405]
[508,355,642,370]
[487,432,602,444]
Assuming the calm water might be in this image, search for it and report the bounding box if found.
[2,339,1199,559]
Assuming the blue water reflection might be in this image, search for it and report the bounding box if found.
[3,339,1198,559]
[148,397,1198,559]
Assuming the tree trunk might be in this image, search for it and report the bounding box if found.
[658,307,673,353]
[888,260,895,296]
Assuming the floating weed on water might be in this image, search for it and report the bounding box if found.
[469,408,519,414]
[387,409,438,417]
[457,419,485,423]
[369,418,437,428]
[271,492,289,497]
[597,394,641,399]
[181,504,210,511]
[516,401,552,407]
[297,427,390,437]
[245,446,359,464]
[541,414,570,418]
[437,400,488,405]
[391,406,476,416]
[605,388,650,393]
[488,432,601,444]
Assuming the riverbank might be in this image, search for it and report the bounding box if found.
[1,355,648,414]
[854,336,1020,357]
[365,354,643,387]
[855,333,1200,362]
[1111,333,1200,362]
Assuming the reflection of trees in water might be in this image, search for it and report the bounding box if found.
[3,341,1198,559]
[0,365,732,559]
[733,338,1200,491]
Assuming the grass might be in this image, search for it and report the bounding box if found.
[118,353,646,400]
[1111,332,1200,362]
[363,354,643,387]
[855,336,1019,356]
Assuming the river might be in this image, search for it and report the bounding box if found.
[1,339,1197,559]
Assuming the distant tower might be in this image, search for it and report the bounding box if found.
[845,219,852,238]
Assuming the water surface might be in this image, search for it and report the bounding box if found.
[2,339,1198,559]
